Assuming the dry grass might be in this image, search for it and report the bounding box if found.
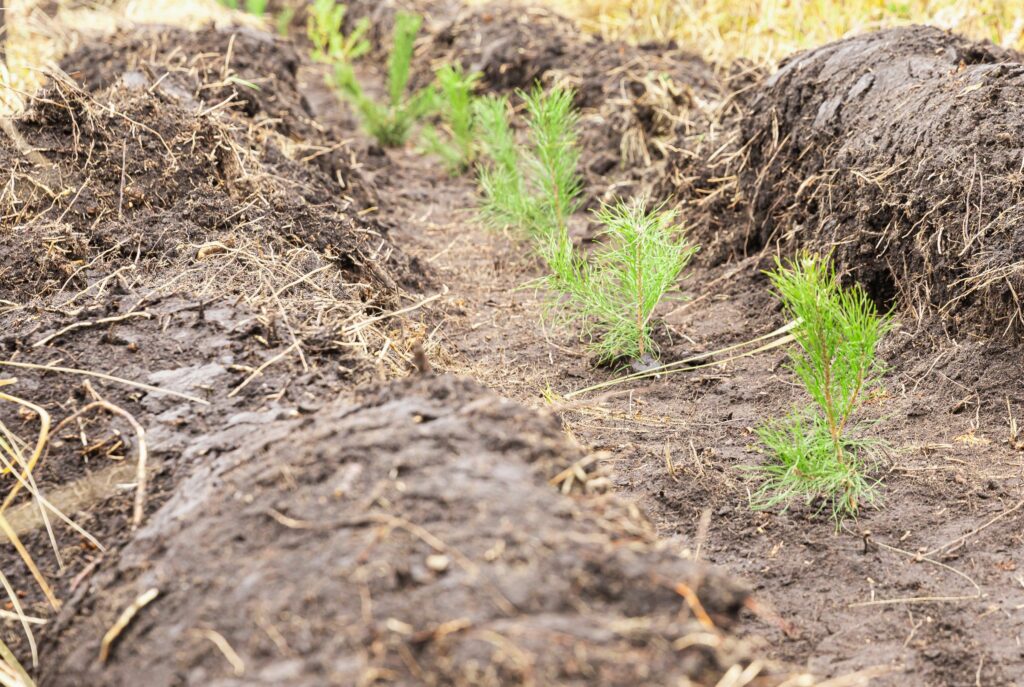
[547,0,1024,66]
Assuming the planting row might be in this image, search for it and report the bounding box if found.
[308,4,894,521]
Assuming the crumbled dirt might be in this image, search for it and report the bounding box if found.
[0,21,419,668]
[39,374,784,687]
[58,24,379,208]
[654,60,766,264]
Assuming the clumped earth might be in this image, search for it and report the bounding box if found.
[41,375,767,686]
[664,26,1024,335]
[1,2,1023,687]
[0,21,417,668]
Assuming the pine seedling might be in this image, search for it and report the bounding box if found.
[308,0,370,65]
[332,11,435,147]
[474,86,582,242]
[542,199,698,364]
[523,85,582,241]
[474,94,534,230]
[217,0,267,14]
[276,7,296,37]
[749,253,893,522]
[422,64,482,174]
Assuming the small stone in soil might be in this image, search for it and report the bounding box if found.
[630,354,661,373]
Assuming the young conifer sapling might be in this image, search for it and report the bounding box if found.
[422,64,482,173]
[750,253,893,522]
[332,11,435,147]
[543,199,697,364]
[308,0,370,65]
[474,86,581,242]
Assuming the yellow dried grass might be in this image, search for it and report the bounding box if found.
[546,0,1024,67]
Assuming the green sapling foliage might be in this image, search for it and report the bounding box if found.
[308,0,370,65]
[523,85,582,239]
[543,199,698,364]
[750,253,893,522]
[218,0,267,14]
[422,64,482,173]
[276,7,296,37]
[475,87,694,365]
[475,94,533,230]
[474,86,581,242]
[332,11,435,147]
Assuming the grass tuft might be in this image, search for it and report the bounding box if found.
[550,0,1024,67]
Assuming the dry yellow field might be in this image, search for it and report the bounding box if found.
[547,0,1024,65]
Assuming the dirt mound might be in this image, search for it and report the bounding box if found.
[671,26,1024,334]
[38,375,777,686]
[0,71,403,307]
[0,26,424,664]
[58,24,378,207]
[432,5,721,205]
[654,61,765,264]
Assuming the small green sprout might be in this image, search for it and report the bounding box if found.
[332,11,435,147]
[474,86,581,242]
[749,252,893,522]
[475,88,696,364]
[218,0,267,14]
[542,199,698,364]
[422,64,482,174]
[307,0,370,65]
[276,7,296,37]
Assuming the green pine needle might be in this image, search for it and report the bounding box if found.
[523,85,582,237]
[474,88,695,365]
[423,64,482,174]
[307,0,370,65]
[473,87,580,242]
[542,199,698,364]
[387,12,421,107]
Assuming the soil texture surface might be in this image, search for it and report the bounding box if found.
[0,3,1022,687]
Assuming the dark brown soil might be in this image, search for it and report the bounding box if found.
[41,374,775,686]
[0,21,418,670]
[3,4,1024,687]
[58,24,380,208]
[663,25,1024,336]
